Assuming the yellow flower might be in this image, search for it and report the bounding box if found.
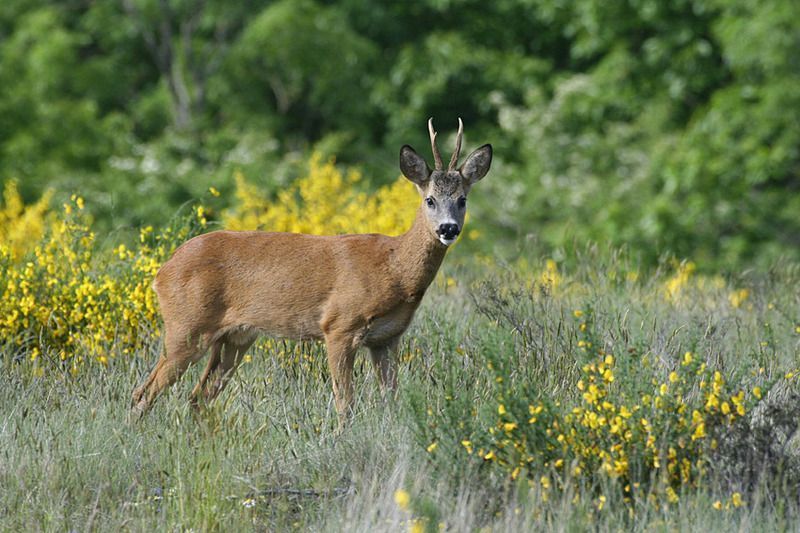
[728,288,750,308]
[539,259,561,291]
[712,500,723,510]
[669,371,679,383]
[461,440,473,454]
[498,404,506,415]
[408,519,425,533]
[209,186,220,197]
[503,422,518,433]
[573,309,584,318]
[683,352,693,366]
[692,422,706,441]
[394,489,411,510]
[753,387,762,399]
[596,495,606,511]
[666,487,679,503]
[731,492,744,508]
[426,442,438,453]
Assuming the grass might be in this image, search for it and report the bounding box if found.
[2,250,800,531]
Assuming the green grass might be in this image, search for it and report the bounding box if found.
[2,252,800,531]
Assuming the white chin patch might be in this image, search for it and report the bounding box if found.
[438,236,457,246]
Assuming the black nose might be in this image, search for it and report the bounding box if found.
[437,223,460,240]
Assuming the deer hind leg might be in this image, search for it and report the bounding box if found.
[192,334,255,406]
[189,341,223,408]
[368,339,399,396]
[131,332,208,416]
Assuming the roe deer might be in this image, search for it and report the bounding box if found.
[131,118,492,426]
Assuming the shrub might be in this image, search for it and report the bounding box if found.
[410,259,800,513]
[0,180,52,261]
[0,196,204,371]
[223,154,418,236]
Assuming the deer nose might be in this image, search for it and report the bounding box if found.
[437,223,460,240]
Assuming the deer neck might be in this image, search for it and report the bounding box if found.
[390,207,448,300]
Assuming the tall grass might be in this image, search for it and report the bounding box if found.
[2,250,800,531]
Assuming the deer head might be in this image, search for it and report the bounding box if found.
[399,118,492,246]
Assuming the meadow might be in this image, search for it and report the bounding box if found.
[2,159,800,531]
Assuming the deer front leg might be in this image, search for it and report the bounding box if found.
[324,331,358,429]
[368,340,398,396]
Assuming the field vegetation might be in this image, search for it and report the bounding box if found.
[2,163,800,530]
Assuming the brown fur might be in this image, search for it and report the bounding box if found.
[130,208,446,422]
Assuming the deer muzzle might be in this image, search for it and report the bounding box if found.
[437,223,460,245]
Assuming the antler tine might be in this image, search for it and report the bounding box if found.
[447,117,464,171]
[428,117,444,170]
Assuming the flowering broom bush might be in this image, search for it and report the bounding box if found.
[223,154,418,235]
[0,180,53,261]
[0,195,203,371]
[478,349,762,505]
[416,342,773,511]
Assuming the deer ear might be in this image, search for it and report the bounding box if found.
[400,145,431,186]
[460,144,492,185]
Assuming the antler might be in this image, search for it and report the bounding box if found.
[428,118,444,170]
[447,117,464,171]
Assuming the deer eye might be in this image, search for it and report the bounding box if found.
[425,197,435,208]
[457,197,466,209]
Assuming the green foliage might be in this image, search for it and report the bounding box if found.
[224,0,376,136]
[1,0,798,268]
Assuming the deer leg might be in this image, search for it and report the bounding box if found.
[324,332,358,428]
[200,337,254,403]
[368,340,398,396]
[131,353,164,413]
[189,341,223,408]
[131,331,208,416]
